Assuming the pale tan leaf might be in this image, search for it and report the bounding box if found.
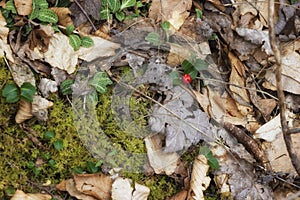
[132,182,150,200]
[73,173,112,200]
[111,178,133,200]
[50,7,73,27]
[44,33,78,74]
[11,189,51,200]
[15,99,33,124]
[14,0,32,16]
[77,36,120,63]
[149,0,192,30]
[38,78,58,98]
[145,134,179,175]
[32,95,53,122]
[187,155,211,200]
[65,179,97,200]
[214,174,230,197]
[0,11,14,62]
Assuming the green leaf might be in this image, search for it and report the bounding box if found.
[145,32,163,46]
[27,161,35,169]
[69,34,81,51]
[2,83,19,103]
[193,58,208,71]
[20,82,36,102]
[53,139,63,150]
[48,159,56,167]
[88,72,113,94]
[44,131,55,140]
[189,70,198,80]
[37,9,58,23]
[207,156,219,170]
[80,36,94,48]
[73,166,83,174]
[181,59,194,73]
[120,0,136,10]
[60,79,74,95]
[108,0,121,13]
[199,145,211,157]
[200,146,219,170]
[115,11,125,21]
[195,8,203,19]
[66,25,75,35]
[5,0,17,14]
[100,9,112,20]
[169,71,181,85]
[161,21,171,31]
[136,1,143,8]
[86,161,99,173]
[35,0,49,9]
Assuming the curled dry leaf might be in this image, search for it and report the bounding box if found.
[65,179,97,200]
[149,0,192,30]
[187,155,211,200]
[15,99,33,124]
[50,7,73,27]
[111,177,150,200]
[0,12,14,62]
[39,78,58,98]
[11,189,51,200]
[32,95,54,122]
[14,0,33,16]
[145,134,180,175]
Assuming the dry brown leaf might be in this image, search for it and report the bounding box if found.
[228,52,252,116]
[73,173,112,200]
[15,99,33,124]
[168,190,188,200]
[145,134,179,175]
[11,189,51,200]
[187,155,211,200]
[65,179,97,200]
[265,38,300,94]
[0,11,14,62]
[149,0,192,30]
[50,7,73,27]
[14,0,32,16]
[32,95,54,122]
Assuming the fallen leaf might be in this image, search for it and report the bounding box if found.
[214,174,230,197]
[44,33,78,74]
[11,189,51,200]
[168,190,188,200]
[145,134,180,175]
[38,78,58,98]
[149,0,192,30]
[65,178,97,200]
[15,99,33,124]
[50,7,73,27]
[73,173,112,200]
[29,25,54,53]
[111,178,133,200]
[132,182,150,200]
[0,11,14,62]
[187,155,211,200]
[32,95,54,122]
[14,0,32,16]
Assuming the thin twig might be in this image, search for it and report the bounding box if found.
[268,0,300,176]
[73,0,97,31]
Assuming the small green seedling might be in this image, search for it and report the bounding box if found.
[195,8,203,19]
[53,139,64,150]
[145,32,163,46]
[161,21,171,42]
[200,145,219,170]
[101,0,137,21]
[86,161,99,173]
[2,82,36,103]
[60,79,75,95]
[44,131,55,140]
[88,72,113,94]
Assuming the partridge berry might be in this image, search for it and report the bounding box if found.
[182,74,192,84]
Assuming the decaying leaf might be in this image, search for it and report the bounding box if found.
[145,134,180,175]
[11,189,51,200]
[187,155,211,200]
[9,57,36,87]
[264,38,300,94]
[32,95,54,122]
[65,179,97,200]
[50,7,73,27]
[15,99,33,124]
[14,0,32,16]
[111,177,150,200]
[149,86,213,152]
[0,11,14,62]
[29,25,54,53]
[39,78,58,98]
[44,33,78,74]
[149,0,192,30]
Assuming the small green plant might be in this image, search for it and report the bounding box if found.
[101,0,140,21]
[60,79,75,95]
[199,145,219,170]
[88,71,113,94]
[64,25,94,51]
[53,139,64,150]
[145,21,171,46]
[2,82,36,103]
[29,0,58,23]
[195,8,203,19]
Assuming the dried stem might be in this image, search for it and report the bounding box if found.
[268,0,300,176]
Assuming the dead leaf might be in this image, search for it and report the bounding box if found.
[11,189,51,200]
[77,36,120,62]
[187,155,211,200]
[228,52,252,116]
[44,33,78,74]
[214,174,230,197]
[65,178,97,200]
[32,95,54,122]
[15,99,33,124]
[14,0,32,16]
[38,78,58,98]
[0,11,14,62]
[265,38,300,94]
[132,182,150,200]
[149,0,192,30]
[145,134,180,175]
[168,190,188,200]
[73,173,112,200]
[29,25,54,53]
[50,7,73,27]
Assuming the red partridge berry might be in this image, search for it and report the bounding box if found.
[182,74,192,84]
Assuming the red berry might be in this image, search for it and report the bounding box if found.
[182,74,192,84]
